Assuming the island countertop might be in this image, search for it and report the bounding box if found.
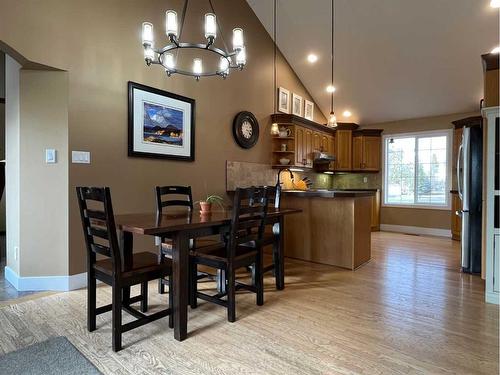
[282,189,376,198]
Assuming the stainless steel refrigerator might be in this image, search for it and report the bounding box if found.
[456,125,482,274]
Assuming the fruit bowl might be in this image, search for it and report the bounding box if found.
[279,158,290,165]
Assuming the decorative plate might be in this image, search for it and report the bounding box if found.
[232,111,259,149]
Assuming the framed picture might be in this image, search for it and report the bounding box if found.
[304,100,314,121]
[292,93,303,117]
[278,87,290,113]
[128,81,195,161]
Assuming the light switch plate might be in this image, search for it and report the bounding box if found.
[72,151,91,164]
[363,176,368,183]
[45,149,57,164]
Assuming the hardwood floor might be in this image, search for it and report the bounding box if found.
[0,232,497,374]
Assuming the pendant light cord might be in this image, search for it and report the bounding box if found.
[331,0,334,114]
[273,0,277,114]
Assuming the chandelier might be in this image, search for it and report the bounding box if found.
[141,0,247,80]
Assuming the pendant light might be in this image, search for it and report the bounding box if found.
[270,0,280,135]
[327,0,338,128]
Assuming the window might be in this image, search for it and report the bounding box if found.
[383,130,451,209]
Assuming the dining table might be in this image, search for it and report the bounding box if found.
[114,207,301,341]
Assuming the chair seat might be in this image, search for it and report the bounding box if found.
[190,243,258,263]
[95,252,171,278]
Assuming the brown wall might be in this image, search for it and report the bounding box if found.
[362,111,478,230]
[0,0,325,275]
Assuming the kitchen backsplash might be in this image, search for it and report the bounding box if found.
[226,161,332,191]
[331,173,381,190]
[226,160,380,191]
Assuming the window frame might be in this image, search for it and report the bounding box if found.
[382,129,452,210]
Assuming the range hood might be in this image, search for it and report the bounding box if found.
[313,151,336,163]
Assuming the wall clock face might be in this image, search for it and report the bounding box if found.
[233,111,259,149]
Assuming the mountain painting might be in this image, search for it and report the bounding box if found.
[143,101,184,146]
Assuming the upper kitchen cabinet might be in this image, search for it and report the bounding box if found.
[352,130,383,172]
[335,130,353,171]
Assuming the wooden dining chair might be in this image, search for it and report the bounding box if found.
[77,186,173,352]
[189,186,270,322]
[156,185,218,294]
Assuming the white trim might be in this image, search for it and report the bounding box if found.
[382,203,451,211]
[382,129,452,210]
[380,224,452,238]
[486,291,499,305]
[4,266,87,291]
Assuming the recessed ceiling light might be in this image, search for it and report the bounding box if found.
[307,54,318,63]
[490,0,500,8]
[343,110,352,117]
[326,85,336,93]
[491,46,500,54]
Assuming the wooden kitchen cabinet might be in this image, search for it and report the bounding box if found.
[294,126,305,167]
[352,131,382,172]
[371,190,381,231]
[451,191,461,241]
[335,130,353,171]
[320,134,331,153]
[293,126,314,168]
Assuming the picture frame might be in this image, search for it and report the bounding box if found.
[304,100,314,121]
[128,81,195,161]
[292,93,303,117]
[278,87,290,113]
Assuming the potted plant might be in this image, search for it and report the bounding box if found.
[196,194,225,214]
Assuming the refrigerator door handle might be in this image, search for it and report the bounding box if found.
[457,143,463,201]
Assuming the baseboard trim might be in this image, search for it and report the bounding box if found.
[486,291,499,305]
[380,224,452,238]
[4,266,87,292]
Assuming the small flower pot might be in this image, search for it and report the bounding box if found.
[199,201,212,213]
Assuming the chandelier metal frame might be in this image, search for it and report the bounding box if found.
[141,0,246,80]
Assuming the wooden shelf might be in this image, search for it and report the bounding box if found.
[272,136,294,140]
[273,150,295,153]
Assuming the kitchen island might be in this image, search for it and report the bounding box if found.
[281,190,375,270]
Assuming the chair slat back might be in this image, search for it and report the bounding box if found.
[227,187,270,259]
[76,187,121,273]
[155,186,193,214]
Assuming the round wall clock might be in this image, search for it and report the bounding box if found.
[232,111,260,149]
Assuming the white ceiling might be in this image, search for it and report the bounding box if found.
[247,0,499,125]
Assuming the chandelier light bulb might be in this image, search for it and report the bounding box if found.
[232,28,244,50]
[193,58,203,75]
[491,46,500,54]
[327,112,338,128]
[236,47,246,66]
[219,57,230,74]
[142,22,154,46]
[326,85,336,93]
[144,46,155,61]
[165,10,178,37]
[204,13,217,39]
[342,110,352,117]
[164,53,175,70]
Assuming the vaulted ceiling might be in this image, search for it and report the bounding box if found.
[247,0,499,125]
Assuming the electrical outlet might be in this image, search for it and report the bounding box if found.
[363,176,368,183]
[72,151,91,164]
[14,246,19,261]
